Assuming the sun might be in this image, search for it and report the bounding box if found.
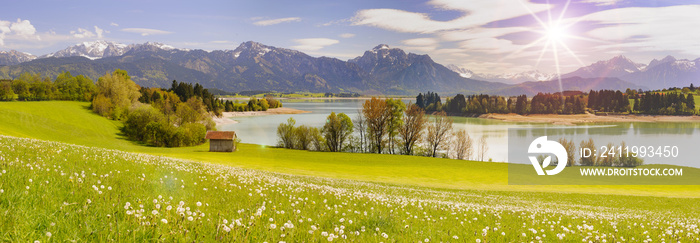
[546,24,566,43]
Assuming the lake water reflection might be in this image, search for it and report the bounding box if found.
[220,99,700,166]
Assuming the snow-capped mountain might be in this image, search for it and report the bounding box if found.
[0,50,37,66]
[561,55,699,90]
[446,64,555,84]
[41,40,130,60]
[445,64,475,78]
[624,55,699,89]
[563,55,647,79]
[40,41,183,60]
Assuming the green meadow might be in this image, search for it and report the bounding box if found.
[1,101,698,197]
[0,101,699,241]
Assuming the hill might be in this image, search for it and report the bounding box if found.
[0,101,698,197]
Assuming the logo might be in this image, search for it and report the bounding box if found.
[528,136,567,175]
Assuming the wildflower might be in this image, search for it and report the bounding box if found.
[87,199,92,204]
[152,210,158,215]
[223,225,231,232]
[187,216,194,221]
[196,202,202,207]
[46,232,52,238]
[161,219,168,224]
[270,224,277,229]
[166,205,172,211]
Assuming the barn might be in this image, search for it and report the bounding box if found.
[205,131,236,152]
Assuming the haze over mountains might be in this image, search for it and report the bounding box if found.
[1,40,697,95]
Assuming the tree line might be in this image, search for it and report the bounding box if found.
[633,92,695,115]
[277,97,490,161]
[417,92,586,115]
[0,70,220,148]
[222,96,282,112]
[0,72,96,101]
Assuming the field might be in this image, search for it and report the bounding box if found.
[1,101,699,241]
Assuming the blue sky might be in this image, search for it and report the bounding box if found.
[1,0,699,74]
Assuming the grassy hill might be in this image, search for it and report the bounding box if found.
[1,101,699,197]
[1,101,699,241]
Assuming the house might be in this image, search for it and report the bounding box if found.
[205,131,236,152]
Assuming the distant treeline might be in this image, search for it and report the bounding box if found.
[0,70,222,148]
[634,92,695,115]
[222,96,282,112]
[417,91,586,115]
[0,72,96,102]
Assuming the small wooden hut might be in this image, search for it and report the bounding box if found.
[205,131,236,152]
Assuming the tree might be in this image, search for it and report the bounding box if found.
[93,69,140,120]
[0,81,15,101]
[362,97,391,153]
[687,93,695,111]
[353,111,367,153]
[477,136,488,161]
[452,129,473,160]
[385,98,406,154]
[294,125,313,150]
[309,127,325,151]
[277,118,296,149]
[398,104,427,155]
[579,138,597,166]
[323,112,353,152]
[426,111,453,157]
[557,138,576,166]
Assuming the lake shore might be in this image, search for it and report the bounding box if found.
[213,107,311,126]
[480,113,700,125]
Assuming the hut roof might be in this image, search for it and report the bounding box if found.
[205,131,236,140]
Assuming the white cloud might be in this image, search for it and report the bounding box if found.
[291,38,339,51]
[253,17,301,26]
[70,28,95,38]
[401,38,438,46]
[110,22,119,27]
[0,18,40,46]
[94,26,105,38]
[121,28,172,36]
[582,0,623,6]
[339,33,355,38]
[351,0,551,33]
[581,5,700,55]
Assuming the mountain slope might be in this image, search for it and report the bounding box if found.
[489,76,646,96]
[0,50,37,66]
[563,55,646,79]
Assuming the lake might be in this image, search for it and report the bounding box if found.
[220,99,700,167]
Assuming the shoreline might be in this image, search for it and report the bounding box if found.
[213,107,311,126]
[480,113,700,125]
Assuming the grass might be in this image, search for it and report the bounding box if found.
[1,101,699,198]
[1,136,699,242]
[1,101,699,196]
[0,101,699,241]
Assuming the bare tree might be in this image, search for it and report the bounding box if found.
[477,135,488,161]
[353,110,367,153]
[362,97,391,153]
[426,111,453,157]
[398,104,427,155]
[579,138,597,166]
[452,129,473,160]
[557,137,576,166]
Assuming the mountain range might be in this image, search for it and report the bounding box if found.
[1,40,697,95]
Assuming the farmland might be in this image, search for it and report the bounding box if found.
[0,101,699,241]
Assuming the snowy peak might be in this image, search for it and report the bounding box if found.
[41,40,131,60]
[372,44,391,52]
[0,50,37,65]
[563,55,646,79]
[446,64,474,78]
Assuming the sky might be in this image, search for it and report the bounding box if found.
[1,0,699,75]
